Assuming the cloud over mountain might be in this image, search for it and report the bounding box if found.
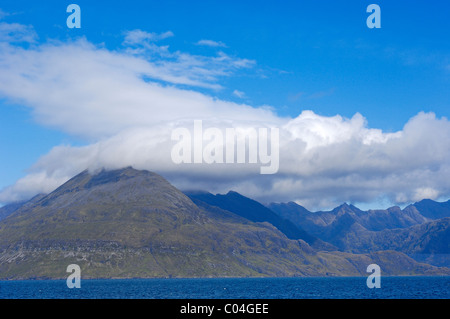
[0,21,449,209]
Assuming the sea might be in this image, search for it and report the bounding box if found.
[0,276,449,299]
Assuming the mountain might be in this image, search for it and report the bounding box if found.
[336,217,450,267]
[0,168,450,279]
[268,200,450,267]
[0,167,448,279]
[0,201,25,222]
[0,194,46,222]
[406,199,450,220]
[185,190,329,249]
[269,202,430,236]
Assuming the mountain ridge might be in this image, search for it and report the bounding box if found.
[268,199,450,267]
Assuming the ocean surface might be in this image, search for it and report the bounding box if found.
[0,276,449,299]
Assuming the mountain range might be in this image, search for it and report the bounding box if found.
[268,201,450,267]
[0,167,448,279]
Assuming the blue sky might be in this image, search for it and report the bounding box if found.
[0,0,449,209]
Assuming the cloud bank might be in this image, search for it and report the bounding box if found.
[0,21,449,210]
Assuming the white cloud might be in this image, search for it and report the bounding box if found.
[196,39,227,48]
[2,110,449,210]
[0,23,450,210]
[232,90,245,98]
[123,29,174,45]
[412,187,440,202]
[121,29,255,90]
[0,171,66,203]
[0,22,37,43]
[0,34,265,139]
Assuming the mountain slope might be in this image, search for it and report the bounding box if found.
[406,199,450,220]
[269,200,450,267]
[185,190,333,250]
[0,194,46,222]
[341,218,450,267]
[0,201,25,222]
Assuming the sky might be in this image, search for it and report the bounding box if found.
[0,0,449,210]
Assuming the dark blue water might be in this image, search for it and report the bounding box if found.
[0,277,449,299]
